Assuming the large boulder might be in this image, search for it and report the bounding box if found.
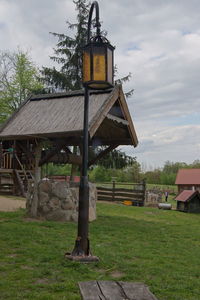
[26,179,97,222]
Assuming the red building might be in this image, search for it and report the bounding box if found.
[175,169,200,193]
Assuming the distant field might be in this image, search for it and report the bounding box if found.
[0,203,200,299]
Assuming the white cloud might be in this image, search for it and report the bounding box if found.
[0,0,200,168]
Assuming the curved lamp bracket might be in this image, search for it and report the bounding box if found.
[87,1,101,43]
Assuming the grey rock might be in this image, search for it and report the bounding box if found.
[52,182,70,199]
[61,199,75,210]
[38,191,49,205]
[46,209,72,222]
[39,181,52,194]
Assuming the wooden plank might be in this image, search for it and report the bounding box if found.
[13,169,26,198]
[118,282,158,300]
[97,187,144,193]
[97,196,114,201]
[97,190,113,194]
[97,195,143,202]
[97,196,144,202]
[97,192,143,198]
[113,188,144,193]
[98,182,144,187]
[97,186,115,192]
[78,281,104,300]
[114,192,143,197]
[97,193,112,197]
[97,281,126,300]
[78,281,158,300]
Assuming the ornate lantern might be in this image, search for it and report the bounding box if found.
[82,1,114,90]
[83,37,114,90]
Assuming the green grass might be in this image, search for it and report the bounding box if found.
[0,204,200,299]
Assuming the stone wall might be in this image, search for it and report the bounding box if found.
[26,180,97,222]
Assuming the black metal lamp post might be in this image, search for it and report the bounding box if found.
[66,1,114,262]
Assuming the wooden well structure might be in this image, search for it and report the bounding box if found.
[0,84,138,197]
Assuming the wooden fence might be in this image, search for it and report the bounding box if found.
[97,181,146,206]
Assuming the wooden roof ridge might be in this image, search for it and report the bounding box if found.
[89,85,138,147]
[30,88,112,101]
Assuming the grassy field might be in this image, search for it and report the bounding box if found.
[0,203,200,300]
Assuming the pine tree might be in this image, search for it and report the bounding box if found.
[41,0,89,91]
[42,0,135,176]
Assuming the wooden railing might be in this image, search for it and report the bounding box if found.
[97,181,146,206]
[2,152,13,169]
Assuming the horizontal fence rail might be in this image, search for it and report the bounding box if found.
[97,181,146,206]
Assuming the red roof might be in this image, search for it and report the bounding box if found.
[175,190,199,202]
[175,169,200,185]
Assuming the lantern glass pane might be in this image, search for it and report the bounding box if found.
[93,47,106,81]
[107,48,113,84]
[83,49,91,82]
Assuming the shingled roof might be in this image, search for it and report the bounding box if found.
[175,190,199,202]
[175,169,200,185]
[0,85,138,147]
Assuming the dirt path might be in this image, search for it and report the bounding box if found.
[0,195,26,212]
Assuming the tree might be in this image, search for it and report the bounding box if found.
[0,50,43,123]
[41,0,89,91]
[42,0,134,96]
[90,147,136,169]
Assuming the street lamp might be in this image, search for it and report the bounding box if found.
[66,1,114,262]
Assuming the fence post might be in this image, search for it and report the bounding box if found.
[142,179,146,205]
[112,180,115,201]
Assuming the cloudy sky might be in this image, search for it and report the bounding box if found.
[0,0,200,169]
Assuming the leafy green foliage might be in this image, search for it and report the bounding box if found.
[89,160,141,183]
[142,160,200,185]
[42,163,72,177]
[0,50,43,123]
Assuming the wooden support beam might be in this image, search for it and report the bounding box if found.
[88,144,118,167]
[39,141,67,166]
[106,113,129,126]
[40,151,82,166]
[30,142,42,218]
[91,138,131,146]
[17,141,34,161]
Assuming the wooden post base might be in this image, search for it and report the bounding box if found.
[65,253,99,263]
